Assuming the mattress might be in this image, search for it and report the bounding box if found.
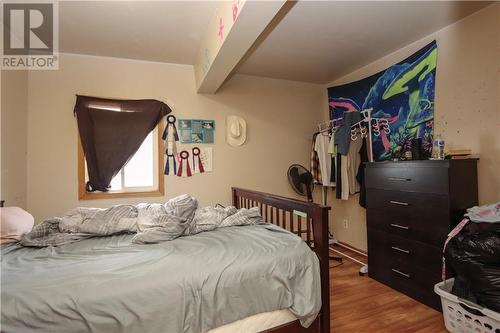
[1,224,321,333]
[208,309,296,333]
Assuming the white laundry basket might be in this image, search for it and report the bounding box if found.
[435,279,500,333]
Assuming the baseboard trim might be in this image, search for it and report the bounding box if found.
[337,241,368,257]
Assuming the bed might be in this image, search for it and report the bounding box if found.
[1,188,330,333]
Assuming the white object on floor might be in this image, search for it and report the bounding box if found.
[435,278,500,333]
[359,265,368,275]
[207,309,296,333]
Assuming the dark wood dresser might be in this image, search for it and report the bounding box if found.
[365,159,478,310]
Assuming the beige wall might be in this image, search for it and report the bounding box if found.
[25,54,324,221]
[1,70,29,208]
[323,4,500,252]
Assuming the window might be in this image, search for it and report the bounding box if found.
[78,115,164,200]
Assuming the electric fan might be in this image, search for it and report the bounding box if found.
[287,164,314,202]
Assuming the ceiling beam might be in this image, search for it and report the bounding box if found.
[194,0,287,94]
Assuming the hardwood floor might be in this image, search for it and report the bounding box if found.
[329,246,447,333]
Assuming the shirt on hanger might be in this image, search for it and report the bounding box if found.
[334,111,362,155]
[310,133,322,184]
[314,134,335,187]
[328,134,336,183]
[347,131,363,194]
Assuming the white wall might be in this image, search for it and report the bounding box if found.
[323,4,500,251]
[1,70,29,208]
[25,54,324,221]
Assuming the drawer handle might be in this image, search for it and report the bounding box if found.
[390,200,409,206]
[390,223,409,230]
[391,246,410,254]
[388,177,411,182]
[392,268,411,278]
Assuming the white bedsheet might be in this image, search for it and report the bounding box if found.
[208,309,296,333]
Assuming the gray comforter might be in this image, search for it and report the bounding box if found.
[1,224,321,333]
[20,195,264,247]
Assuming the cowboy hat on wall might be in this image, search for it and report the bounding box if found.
[226,116,247,146]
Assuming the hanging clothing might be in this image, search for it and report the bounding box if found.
[335,153,342,199]
[347,131,363,195]
[328,134,336,155]
[330,156,336,183]
[356,138,369,208]
[314,133,335,187]
[328,134,336,183]
[310,133,322,184]
[334,112,362,155]
[340,155,349,200]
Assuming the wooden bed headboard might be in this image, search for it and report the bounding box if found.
[232,188,330,333]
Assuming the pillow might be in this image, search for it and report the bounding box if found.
[1,207,34,244]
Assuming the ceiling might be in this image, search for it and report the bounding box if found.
[237,1,491,83]
[59,1,491,84]
[59,1,219,64]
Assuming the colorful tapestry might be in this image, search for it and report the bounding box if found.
[328,41,437,161]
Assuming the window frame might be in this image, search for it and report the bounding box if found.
[77,121,165,200]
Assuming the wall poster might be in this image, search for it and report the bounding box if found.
[328,41,437,161]
[178,119,215,144]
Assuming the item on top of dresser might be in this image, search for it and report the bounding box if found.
[0,207,34,244]
[446,149,472,158]
[403,151,413,160]
[177,150,192,177]
[411,138,423,160]
[431,134,445,160]
[226,115,246,146]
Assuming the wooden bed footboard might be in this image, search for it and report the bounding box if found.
[232,188,331,333]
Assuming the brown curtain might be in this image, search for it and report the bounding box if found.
[74,95,171,192]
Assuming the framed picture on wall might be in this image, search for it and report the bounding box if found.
[178,119,215,144]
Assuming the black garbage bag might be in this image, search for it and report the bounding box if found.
[445,224,500,312]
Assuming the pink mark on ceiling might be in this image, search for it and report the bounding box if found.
[218,18,224,41]
[232,2,238,22]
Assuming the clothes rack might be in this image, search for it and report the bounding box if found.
[317,108,392,163]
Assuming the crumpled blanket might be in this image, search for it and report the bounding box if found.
[20,195,264,247]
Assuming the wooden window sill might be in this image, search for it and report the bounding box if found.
[79,189,164,200]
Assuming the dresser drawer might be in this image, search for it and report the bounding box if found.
[367,208,449,246]
[367,228,443,273]
[365,165,449,194]
[368,231,443,310]
[366,189,449,213]
[368,259,442,310]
